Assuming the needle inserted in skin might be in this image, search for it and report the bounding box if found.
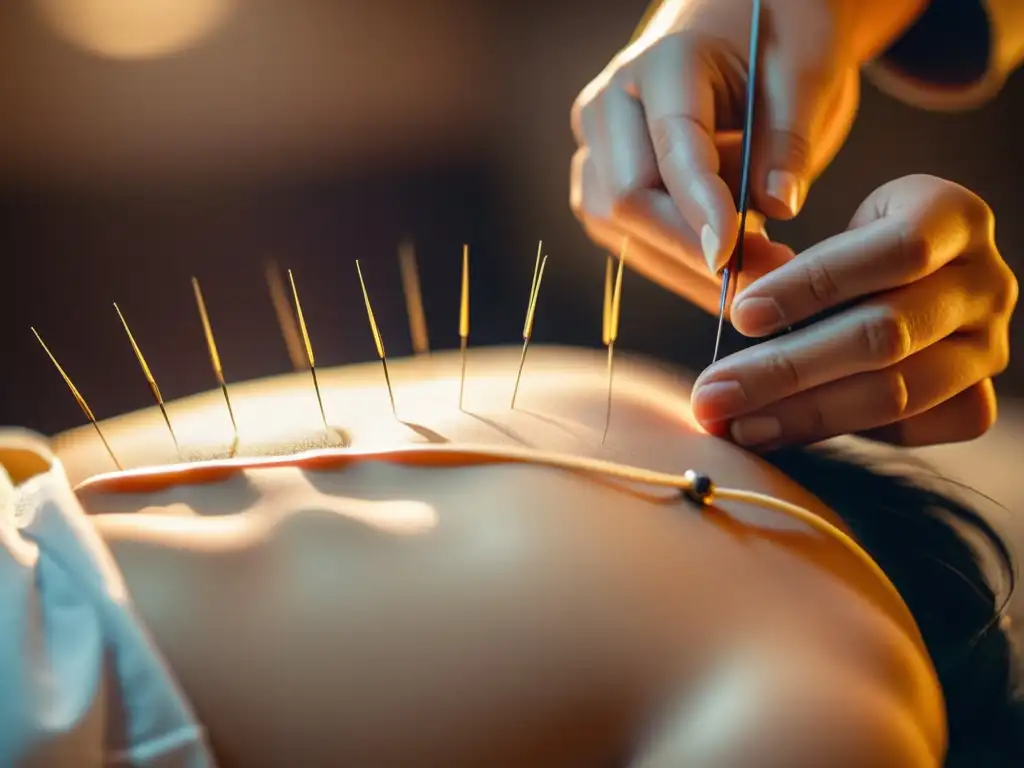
[602,241,627,444]
[31,327,122,470]
[458,244,470,411]
[266,260,306,371]
[356,260,397,418]
[191,277,239,447]
[287,269,330,431]
[113,303,180,455]
[712,0,762,364]
[510,241,548,409]
[399,241,430,356]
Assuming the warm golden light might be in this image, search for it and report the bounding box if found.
[35,0,237,60]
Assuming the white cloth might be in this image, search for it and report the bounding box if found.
[0,430,214,767]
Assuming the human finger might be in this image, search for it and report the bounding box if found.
[692,270,984,424]
[730,215,966,337]
[636,37,739,273]
[609,132,766,268]
[749,6,856,220]
[858,379,998,447]
[573,145,701,275]
[573,146,789,312]
[575,78,662,217]
[725,337,994,448]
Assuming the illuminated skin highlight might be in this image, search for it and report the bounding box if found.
[55,345,946,767]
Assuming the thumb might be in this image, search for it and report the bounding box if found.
[751,55,831,221]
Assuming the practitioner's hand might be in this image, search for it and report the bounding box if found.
[692,175,1018,448]
[570,0,926,312]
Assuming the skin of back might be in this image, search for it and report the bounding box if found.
[59,346,946,766]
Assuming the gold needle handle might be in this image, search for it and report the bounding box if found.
[192,277,238,443]
[523,255,548,341]
[192,277,225,384]
[113,302,179,453]
[399,242,430,355]
[265,261,306,371]
[356,260,386,360]
[31,327,122,469]
[287,269,317,369]
[114,303,162,399]
[608,241,627,345]
[287,269,329,430]
[356,260,397,416]
[523,241,543,339]
[602,253,613,347]
[459,244,470,341]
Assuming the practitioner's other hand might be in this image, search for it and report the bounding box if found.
[569,0,926,312]
[693,175,1018,448]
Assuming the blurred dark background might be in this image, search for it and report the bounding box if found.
[1,0,1022,435]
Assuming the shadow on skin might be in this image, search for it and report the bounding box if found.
[517,409,589,442]
[80,470,262,518]
[464,412,534,448]
[400,421,450,445]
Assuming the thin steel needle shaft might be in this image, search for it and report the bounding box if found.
[712,0,762,364]
[31,327,122,470]
[356,260,397,418]
[113,303,180,455]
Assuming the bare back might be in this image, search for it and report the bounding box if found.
[58,346,946,766]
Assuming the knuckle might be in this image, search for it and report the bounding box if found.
[761,350,802,391]
[568,149,588,219]
[569,191,584,220]
[988,331,1011,376]
[609,185,644,221]
[574,96,599,139]
[800,260,840,306]
[647,113,705,164]
[801,396,828,439]
[960,382,998,439]
[571,78,608,141]
[991,262,1019,316]
[872,370,910,421]
[860,308,912,365]
[647,115,675,161]
[893,222,933,275]
[956,185,995,232]
[569,98,589,144]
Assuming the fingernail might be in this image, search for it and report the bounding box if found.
[700,224,720,273]
[732,297,784,334]
[693,380,747,419]
[744,211,767,236]
[730,416,782,446]
[765,170,802,216]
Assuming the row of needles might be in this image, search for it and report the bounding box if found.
[32,240,631,469]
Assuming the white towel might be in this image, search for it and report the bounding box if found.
[0,429,215,767]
